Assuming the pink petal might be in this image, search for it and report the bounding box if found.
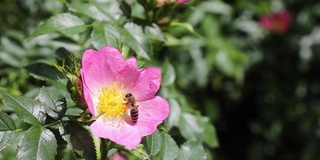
[127,67,161,101]
[114,57,140,88]
[90,118,142,150]
[81,46,125,94]
[81,69,96,115]
[135,96,170,136]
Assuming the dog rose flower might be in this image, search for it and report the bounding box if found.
[80,46,169,149]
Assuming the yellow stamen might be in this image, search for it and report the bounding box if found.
[96,82,128,121]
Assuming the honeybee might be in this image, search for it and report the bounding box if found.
[125,93,139,124]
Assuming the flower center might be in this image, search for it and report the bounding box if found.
[96,82,128,120]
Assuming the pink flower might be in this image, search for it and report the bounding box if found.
[80,46,169,149]
[108,151,126,160]
[259,11,293,34]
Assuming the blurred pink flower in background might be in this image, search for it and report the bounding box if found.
[259,11,293,34]
[81,46,169,149]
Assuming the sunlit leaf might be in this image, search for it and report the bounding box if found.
[162,59,176,86]
[165,99,181,128]
[178,112,219,148]
[171,22,202,38]
[190,46,209,87]
[0,51,21,67]
[30,13,87,39]
[0,111,16,152]
[202,1,232,15]
[122,22,152,60]
[17,127,57,160]
[145,23,166,41]
[177,141,207,160]
[36,87,67,119]
[179,113,203,141]
[145,130,161,156]
[0,111,16,131]
[188,1,231,25]
[0,37,24,67]
[91,0,123,21]
[0,131,16,152]
[196,115,219,148]
[67,2,112,21]
[155,132,179,160]
[0,90,46,125]
[91,22,121,49]
[215,51,234,76]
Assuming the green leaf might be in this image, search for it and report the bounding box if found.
[91,22,121,49]
[188,1,231,26]
[0,131,16,152]
[170,22,202,38]
[215,51,234,77]
[64,122,96,160]
[165,99,181,129]
[145,130,161,156]
[179,113,219,148]
[36,87,67,119]
[25,61,64,80]
[190,45,209,87]
[130,144,148,159]
[62,149,78,160]
[68,0,121,22]
[30,13,87,39]
[0,91,46,125]
[17,127,57,160]
[122,22,152,60]
[162,59,176,86]
[0,111,16,151]
[91,0,123,21]
[202,1,232,15]
[177,141,207,160]
[0,111,16,131]
[145,23,166,41]
[179,113,203,141]
[0,51,21,67]
[155,132,179,160]
[67,2,110,21]
[196,115,219,148]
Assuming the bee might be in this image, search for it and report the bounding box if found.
[125,93,139,124]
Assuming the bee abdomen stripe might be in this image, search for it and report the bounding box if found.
[130,109,139,122]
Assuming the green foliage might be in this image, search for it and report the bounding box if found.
[36,87,66,119]
[0,111,16,152]
[154,132,179,160]
[3,0,320,160]
[145,130,161,156]
[0,90,46,126]
[61,122,96,160]
[29,13,88,39]
[122,22,153,60]
[17,127,57,160]
[177,141,207,160]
